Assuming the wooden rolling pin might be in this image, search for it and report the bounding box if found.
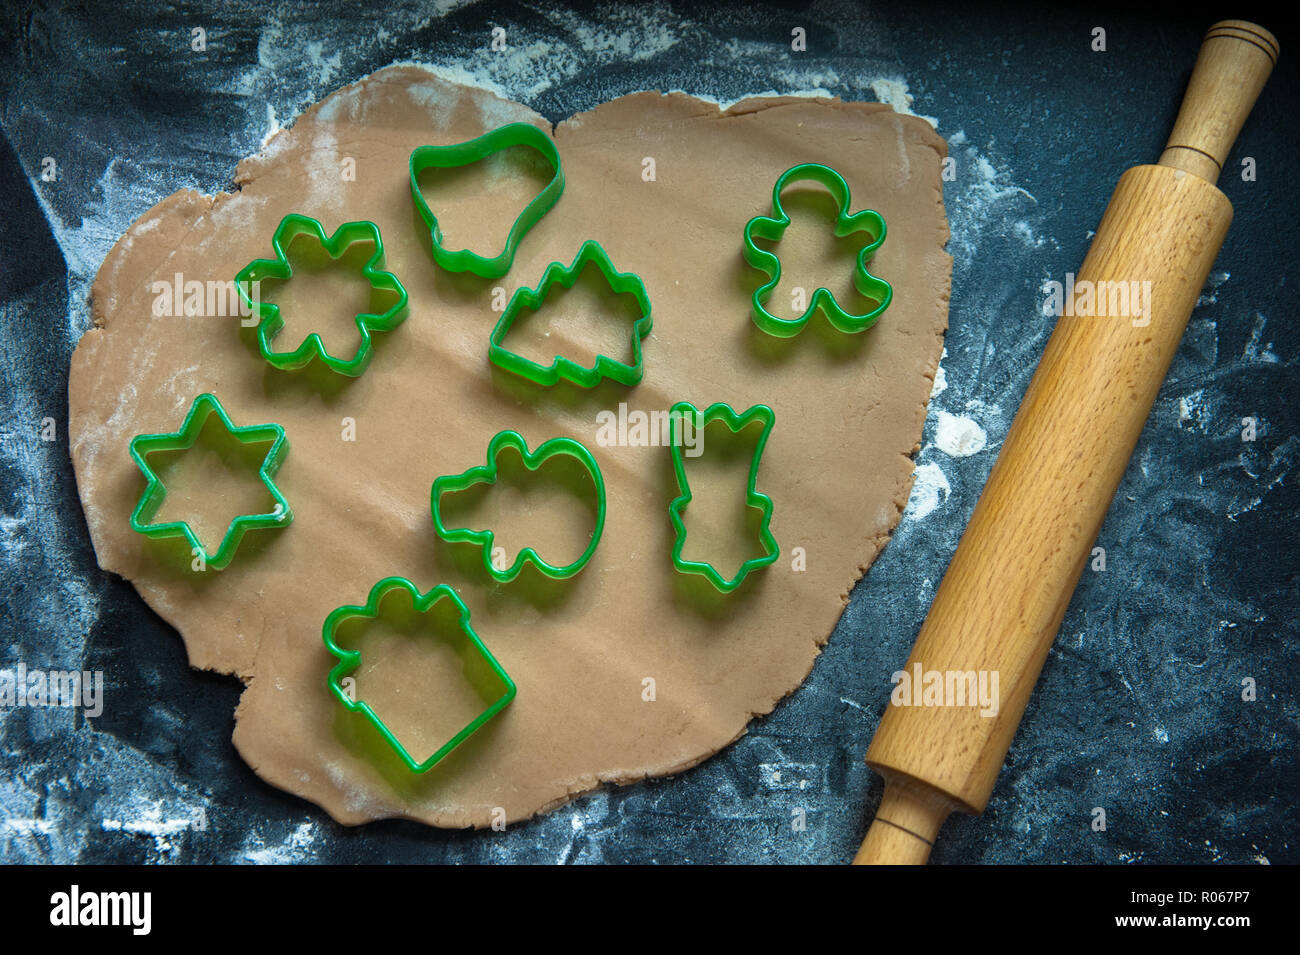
[856,20,1278,865]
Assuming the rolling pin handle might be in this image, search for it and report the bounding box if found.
[1159,20,1279,184]
[853,776,955,865]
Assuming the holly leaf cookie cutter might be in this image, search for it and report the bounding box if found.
[323,576,516,773]
[431,430,607,582]
[128,392,292,570]
[489,239,653,388]
[409,122,564,279]
[235,214,409,377]
[743,162,892,338]
[668,401,778,593]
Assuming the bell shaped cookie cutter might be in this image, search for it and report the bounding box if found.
[489,239,653,388]
[235,214,409,377]
[323,576,516,773]
[128,392,292,570]
[668,401,778,593]
[431,430,607,582]
[743,162,892,338]
[409,122,564,279]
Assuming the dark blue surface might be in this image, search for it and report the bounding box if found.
[0,0,1295,863]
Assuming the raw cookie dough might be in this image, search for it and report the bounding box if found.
[68,67,951,827]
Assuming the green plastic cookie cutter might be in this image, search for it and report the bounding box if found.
[323,576,516,773]
[410,122,564,279]
[431,430,606,582]
[128,392,291,570]
[668,401,778,593]
[235,214,409,377]
[742,162,892,338]
[489,239,652,388]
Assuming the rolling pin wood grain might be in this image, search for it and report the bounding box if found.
[856,20,1278,865]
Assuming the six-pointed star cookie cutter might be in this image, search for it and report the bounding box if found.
[235,213,409,377]
[668,401,779,593]
[743,162,892,338]
[431,430,607,583]
[410,122,564,279]
[128,392,292,570]
[323,576,517,773]
[489,239,653,388]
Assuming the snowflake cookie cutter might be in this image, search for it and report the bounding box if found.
[128,392,291,570]
[235,213,409,377]
[323,576,516,773]
[742,162,892,338]
[409,122,564,279]
[431,430,607,583]
[668,401,778,593]
[488,239,653,388]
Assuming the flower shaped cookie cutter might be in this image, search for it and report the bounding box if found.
[128,392,292,570]
[410,122,564,279]
[743,162,892,338]
[431,430,607,582]
[489,239,653,388]
[323,576,516,773]
[668,401,778,593]
[235,214,408,377]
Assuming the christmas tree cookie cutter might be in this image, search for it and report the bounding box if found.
[742,162,892,338]
[128,392,291,570]
[489,239,652,388]
[409,122,564,279]
[431,430,606,582]
[668,401,778,593]
[235,213,409,377]
[323,576,516,773]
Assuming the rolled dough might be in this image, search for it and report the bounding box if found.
[68,67,950,827]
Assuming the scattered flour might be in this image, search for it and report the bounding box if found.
[101,805,197,857]
[934,410,988,457]
[1196,270,1230,307]
[1178,389,1209,431]
[904,462,952,521]
[930,361,947,398]
[260,104,283,150]
[943,128,1044,271]
[1242,313,1279,364]
[869,77,939,127]
[239,820,318,864]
